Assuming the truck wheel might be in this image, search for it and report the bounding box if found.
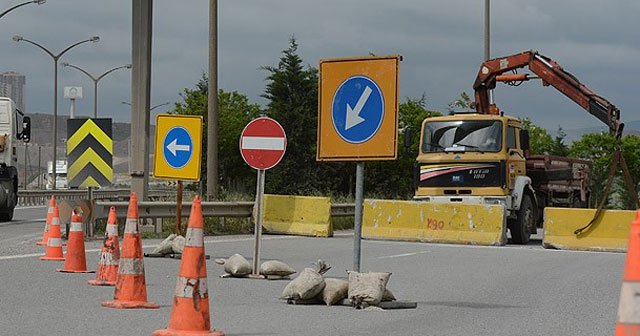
[509,194,534,244]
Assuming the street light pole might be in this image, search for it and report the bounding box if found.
[13,35,99,190]
[62,63,132,118]
[122,101,169,112]
[0,0,45,20]
[484,0,493,105]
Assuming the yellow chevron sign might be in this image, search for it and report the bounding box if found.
[66,118,113,188]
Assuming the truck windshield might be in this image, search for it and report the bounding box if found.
[422,120,502,153]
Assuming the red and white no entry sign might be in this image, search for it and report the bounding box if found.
[240,117,287,170]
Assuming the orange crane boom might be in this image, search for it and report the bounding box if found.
[473,50,623,138]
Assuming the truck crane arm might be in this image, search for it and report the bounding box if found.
[473,50,623,138]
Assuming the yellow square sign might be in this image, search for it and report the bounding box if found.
[317,55,400,161]
[153,114,203,181]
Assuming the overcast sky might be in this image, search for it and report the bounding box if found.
[1,0,638,133]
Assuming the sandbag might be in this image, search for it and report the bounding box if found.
[320,278,349,306]
[382,288,396,302]
[260,260,296,276]
[348,271,391,308]
[215,254,252,276]
[171,235,186,254]
[281,268,326,300]
[151,234,176,255]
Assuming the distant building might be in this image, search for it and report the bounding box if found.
[0,71,26,112]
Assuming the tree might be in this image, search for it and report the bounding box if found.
[569,133,640,209]
[550,127,569,156]
[619,135,640,209]
[569,132,614,207]
[447,92,472,114]
[261,36,347,195]
[175,74,260,195]
[520,118,554,155]
[364,95,442,198]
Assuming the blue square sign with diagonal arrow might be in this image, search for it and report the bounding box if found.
[154,114,203,180]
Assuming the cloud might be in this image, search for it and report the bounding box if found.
[0,0,637,134]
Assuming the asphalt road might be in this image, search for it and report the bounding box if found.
[0,206,626,335]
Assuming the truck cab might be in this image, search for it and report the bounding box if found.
[0,97,31,221]
[414,113,537,244]
[415,113,529,200]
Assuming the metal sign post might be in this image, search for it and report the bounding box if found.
[175,180,183,234]
[353,162,364,272]
[252,169,265,276]
[317,55,401,272]
[239,117,287,277]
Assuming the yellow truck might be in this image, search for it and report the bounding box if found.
[414,113,590,244]
[414,50,623,244]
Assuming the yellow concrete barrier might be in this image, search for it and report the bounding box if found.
[543,208,636,252]
[362,199,506,246]
[261,194,333,237]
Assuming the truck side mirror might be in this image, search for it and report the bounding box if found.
[403,127,413,155]
[520,130,529,151]
[21,116,31,143]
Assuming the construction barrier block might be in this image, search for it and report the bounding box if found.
[262,195,333,237]
[543,208,636,252]
[362,199,506,246]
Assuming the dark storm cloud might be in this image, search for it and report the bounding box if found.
[1,0,637,134]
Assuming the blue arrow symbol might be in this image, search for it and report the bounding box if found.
[166,138,191,156]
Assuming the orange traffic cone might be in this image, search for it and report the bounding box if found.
[57,210,94,273]
[36,196,56,246]
[616,210,640,335]
[102,192,158,309]
[40,205,64,261]
[88,207,120,286]
[153,195,224,336]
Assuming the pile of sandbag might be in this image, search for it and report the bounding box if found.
[215,253,297,279]
[280,260,395,309]
[149,234,186,255]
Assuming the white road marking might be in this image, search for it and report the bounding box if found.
[0,232,42,244]
[15,206,48,210]
[375,251,431,259]
[0,218,46,227]
[0,235,299,261]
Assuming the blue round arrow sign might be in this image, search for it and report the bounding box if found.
[163,127,193,169]
[331,75,384,144]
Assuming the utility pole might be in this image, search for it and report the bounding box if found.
[206,0,219,200]
[23,142,28,189]
[37,145,41,189]
[485,0,493,104]
[484,0,490,62]
[130,0,153,200]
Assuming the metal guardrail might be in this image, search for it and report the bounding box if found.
[94,201,255,221]
[17,189,177,206]
[93,200,354,235]
[93,201,355,221]
[19,189,355,235]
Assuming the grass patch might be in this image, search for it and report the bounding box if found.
[332,216,354,230]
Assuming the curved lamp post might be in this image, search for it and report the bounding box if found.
[122,101,170,112]
[62,63,132,118]
[12,35,99,190]
[0,0,45,20]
